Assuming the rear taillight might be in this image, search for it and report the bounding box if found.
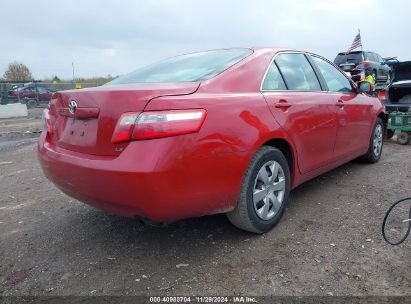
[378,90,387,101]
[51,92,60,100]
[111,112,140,143]
[111,109,206,143]
[42,109,52,133]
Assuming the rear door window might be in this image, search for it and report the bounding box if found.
[275,53,321,91]
[262,62,287,90]
[311,56,353,92]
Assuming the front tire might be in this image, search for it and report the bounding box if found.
[398,132,410,145]
[25,99,38,109]
[226,146,290,233]
[361,118,384,163]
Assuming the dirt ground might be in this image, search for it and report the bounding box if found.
[0,109,410,296]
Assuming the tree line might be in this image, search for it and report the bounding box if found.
[1,62,115,83]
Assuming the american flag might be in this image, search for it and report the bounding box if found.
[347,32,362,52]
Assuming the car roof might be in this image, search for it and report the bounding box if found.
[178,47,317,57]
[251,47,306,53]
[337,51,363,55]
[337,50,384,56]
[251,47,337,63]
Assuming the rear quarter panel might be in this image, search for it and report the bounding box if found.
[144,92,292,216]
[140,49,300,216]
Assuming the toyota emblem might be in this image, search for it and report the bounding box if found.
[68,100,78,115]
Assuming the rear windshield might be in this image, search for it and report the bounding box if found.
[334,52,363,65]
[108,49,253,84]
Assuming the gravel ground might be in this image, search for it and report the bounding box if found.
[0,109,410,296]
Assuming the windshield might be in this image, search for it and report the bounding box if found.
[334,52,363,65]
[108,49,253,84]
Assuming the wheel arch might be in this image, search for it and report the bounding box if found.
[377,111,389,137]
[261,137,296,186]
[378,111,388,125]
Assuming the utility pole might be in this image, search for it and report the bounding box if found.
[72,62,75,82]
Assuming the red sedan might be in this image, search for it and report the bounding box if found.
[38,48,386,233]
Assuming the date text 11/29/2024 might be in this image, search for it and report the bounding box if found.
[149,296,257,303]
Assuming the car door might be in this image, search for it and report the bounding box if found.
[262,52,338,174]
[29,87,37,99]
[22,87,35,99]
[309,55,373,160]
[37,87,51,101]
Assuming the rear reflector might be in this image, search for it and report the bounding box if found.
[111,109,206,143]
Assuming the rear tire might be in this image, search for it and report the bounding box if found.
[398,132,410,145]
[226,146,290,233]
[361,118,384,163]
[25,99,38,109]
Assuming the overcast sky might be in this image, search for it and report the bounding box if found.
[1,0,409,80]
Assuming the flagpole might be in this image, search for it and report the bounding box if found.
[359,28,363,51]
[357,28,365,78]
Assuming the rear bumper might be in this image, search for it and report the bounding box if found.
[383,103,411,113]
[38,132,245,221]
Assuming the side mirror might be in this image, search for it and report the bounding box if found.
[358,81,372,93]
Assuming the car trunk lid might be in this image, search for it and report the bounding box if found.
[47,82,199,156]
[392,61,411,84]
[385,62,411,112]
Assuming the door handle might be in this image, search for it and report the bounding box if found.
[336,99,344,107]
[275,99,292,108]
